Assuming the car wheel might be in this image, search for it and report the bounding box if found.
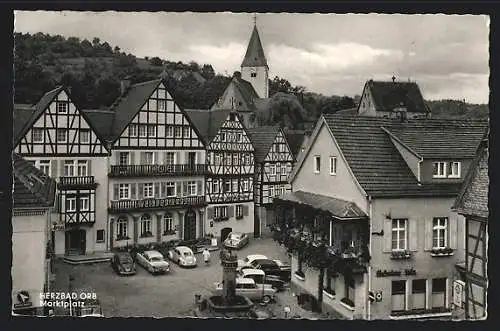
[262,295,272,304]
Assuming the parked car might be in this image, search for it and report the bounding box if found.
[250,259,292,282]
[111,252,137,276]
[168,246,197,268]
[223,232,249,250]
[135,250,170,274]
[236,254,268,271]
[238,268,287,291]
[213,278,277,303]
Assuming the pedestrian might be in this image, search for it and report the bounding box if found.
[202,248,211,265]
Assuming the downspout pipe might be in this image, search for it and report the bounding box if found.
[367,195,373,320]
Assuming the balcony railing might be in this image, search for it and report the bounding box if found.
[109,195,206,213]
[109,164,208,177]
[58,176,96,189]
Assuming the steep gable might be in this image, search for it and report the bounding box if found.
[14,87,109,156]
[366,80,430,114]
[246,126,279,163]
[241,25,268,68]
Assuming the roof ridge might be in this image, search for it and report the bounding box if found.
[130,78,162,88]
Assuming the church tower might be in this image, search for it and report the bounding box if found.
[241,16,269,99]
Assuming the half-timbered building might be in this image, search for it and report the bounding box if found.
[272,114,487,320]
[101,79,208,248]
[185,109,255,239]
[453,133,488,320]
[247,126,294,237]
[13,87,110,257]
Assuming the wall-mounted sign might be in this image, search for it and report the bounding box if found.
[13,290,32,309]
[453,280,465,308]
[369,290,383,302]
[376,268,416,277]
[53,224,65,231]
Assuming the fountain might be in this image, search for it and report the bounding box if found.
[204,250,253,313]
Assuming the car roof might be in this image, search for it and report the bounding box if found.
[176,246,193,252]
[236,278,256,284]
[252,259,276,265]
[241,268,265,276]
[144,250,162,257]
[247,254,268,260]
[230,232,244,236]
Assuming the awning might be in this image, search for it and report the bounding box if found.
[275,190,368,220]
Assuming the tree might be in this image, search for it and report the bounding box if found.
[201,64,215,80]
[149,56,163,66]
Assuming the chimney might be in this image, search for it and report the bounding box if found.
[120,79,131,96]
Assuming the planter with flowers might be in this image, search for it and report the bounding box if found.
[163,230,176,236]
[116,234,131,241]
[140,231,153,238]
[390,250,412,260]
[430,247,454,257]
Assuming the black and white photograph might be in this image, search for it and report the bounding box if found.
[10,11,489,320]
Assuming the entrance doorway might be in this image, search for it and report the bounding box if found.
[183,210,197,241]
[65,229,86,255]
[221,227,232,242]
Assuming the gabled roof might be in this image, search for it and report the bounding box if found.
[383,120,488,158]
[183,109,232,145]
[12,153,56,209]
[312,114,487,197]
[246,126,280,163]
[276,191,367,220]
[335,108,358,116]
[363,80,430,114]
[14,86,64,146]
[283,130,307,159]
[81,109,115,143]
[241,25,268,68]
[234,76,260,109]
[108,79,162,142]
[13,104,36,144]
[453,132,489,218]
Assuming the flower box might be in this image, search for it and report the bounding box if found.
[140,231,153,238]
[430,247,454,257]
[323,288,336,299]
[390,250,412,260]
[163,230,176,236]
[116,235,130,241]
[294,270,305,281]
[340,297,355,311]
[214,216,229,222]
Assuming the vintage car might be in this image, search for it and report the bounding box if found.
[111,252,136,276]
[213,278,277,303]
[223,232,249,250]
[167,246,197,268]
[237,268,287,291]
[135,250,170,274]
[236,254,268,271]
[250,259,292,282]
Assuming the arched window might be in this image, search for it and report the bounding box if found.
[116,218,128,239]
[140,214,152,237]
[163,213,174,235]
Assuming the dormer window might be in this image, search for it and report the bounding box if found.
[432,162,447,178]
[448,162,461,178]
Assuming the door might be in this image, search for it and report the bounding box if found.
[65,229,86,255]
[221,227,232,242]
[183,210,197,241]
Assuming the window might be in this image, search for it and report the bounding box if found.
[236,205,243,218]
[213,206,219,218]
[411,279,426,310]
[433,162,447,178]
[314,155,321,173]
[214,153,221,166]
[220,132,226,142]
[432,217,448,249]
[32,128,44,142]
[66,196,77,212]
[224,180,231,193]
[164,152,175,165]
[269,164,276,175]
[163,214,173,233]
[251,72,257,78]
[391,219,408,251]
[220,206,228,217]
[276,163,281,175]
[39,160,51,176]
[119,184,130,200]
[188,181,197,196]
[232,179,238,193]
[448,162,461,178]
[140,215,152,236]
[280,185,286,196]
[143,152,154,165]
[158,100,166,111]
[242,179,249,192]
[245,153,251,165]
[183,126,190,138]
[236,133,242,142]
[96,230,105,243]
[213,180,220,193]
[233,154,239,165]
[224,154,231,166]
[269,186,275,197]
[57,129,67,142]
[80,129,90,143]
[166,126,174,138]
[431,278,447,308]
[165,182,175,197]
[116,218,128,238]
[119,152,130,166]
[147,125,156,137]
[56,102,68,113]
[64,160,75,177]
[391,280,407,312]
[329,156,337,175]
[174,126,182,138]
[77,160,88,176]
[129,124,138,137]
[143,183,154,198]
[281,164,288,175]
[139,124,147,137]
[79,196,89,211]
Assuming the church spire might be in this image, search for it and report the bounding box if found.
[241,16,268,68]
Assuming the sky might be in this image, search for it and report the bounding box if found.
[14,11,490,104]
